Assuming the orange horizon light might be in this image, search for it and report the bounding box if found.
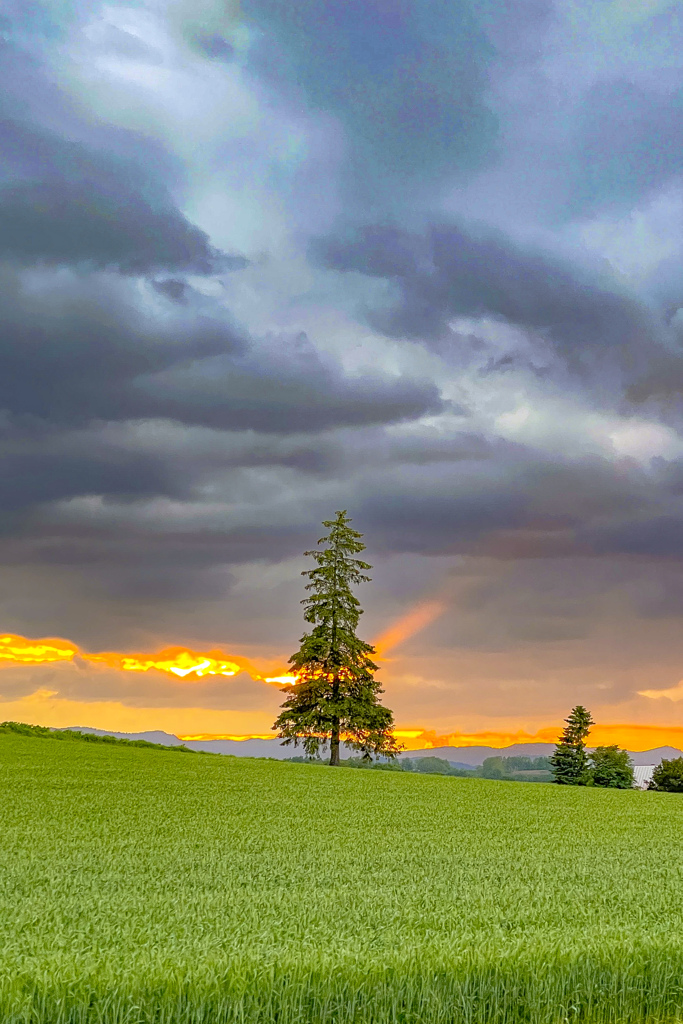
[0,633,289,686]
[2,633,683,753]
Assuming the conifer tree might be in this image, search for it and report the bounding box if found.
[550,705,594,785]
[273,511,399,766]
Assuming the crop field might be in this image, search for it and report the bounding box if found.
[2,734,683,1024]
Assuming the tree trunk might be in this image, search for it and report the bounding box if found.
[330,722,340,766]
[329,674,341,766]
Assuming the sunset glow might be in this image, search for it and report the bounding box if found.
[172,724,683,751]
[178,733,275,741]
[180,723,683,752]
[1,631,682,752]
[86,648,243,679]
[0,633,287,685]
[386,724,683,753]
[0,634,79,665]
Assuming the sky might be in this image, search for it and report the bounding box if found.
[4,0,683,749]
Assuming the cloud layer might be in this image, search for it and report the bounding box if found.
[2,0,683,738]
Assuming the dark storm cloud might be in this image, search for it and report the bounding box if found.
[0,275,447,605]
[383,431,516,466]
[0,414,662,591]
[352,450,659,559]
[0,525,239,582]
[0,437,573,603]
[0,272,442,434]
[588,516,683,560]
[625,341,683,402]
[0,34,230,274]
[139,345,445,433]
[0,175,221,274]
[0,423,336,532]
[0,431,547,573]
[314,223,654,355]
[4,432,671,610]
[0,516,313,608]
[0,270,245,427]
[361,487,529,555]
[0,449,185,511]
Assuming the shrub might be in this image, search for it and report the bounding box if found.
[588,745,634,789]
[649,757,683,793]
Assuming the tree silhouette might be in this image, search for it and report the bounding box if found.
[550,705,594,785]
[273,511,399,766]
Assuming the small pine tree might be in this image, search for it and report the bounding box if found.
[550,705,594,785]
[273,511,399,766]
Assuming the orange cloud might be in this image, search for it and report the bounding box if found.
[639,680,683,702]
[0,633,290,686]
[0,633,78,665]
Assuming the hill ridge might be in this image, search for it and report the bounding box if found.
[63,726,681,766]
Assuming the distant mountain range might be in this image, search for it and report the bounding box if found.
[65,728,681,767]
[65,728,294,759]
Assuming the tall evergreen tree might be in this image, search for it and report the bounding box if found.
[550,705,594,785]
[273,511,399,766]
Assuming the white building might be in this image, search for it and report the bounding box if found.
[633,765,656,790]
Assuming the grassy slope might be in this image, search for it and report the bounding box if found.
[2,733,683,1023]
[0,719,197,752]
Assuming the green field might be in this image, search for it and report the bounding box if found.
[2,733,683,1024]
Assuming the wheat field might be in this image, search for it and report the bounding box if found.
[2,731,683,1023]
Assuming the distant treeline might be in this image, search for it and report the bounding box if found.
[286,753,553,782]
[474,755,553,782]
[0,721,197,753]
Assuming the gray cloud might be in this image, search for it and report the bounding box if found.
[244,0,501,197]
[570,80,683,215]
[0,27,246,275]
[0,269,244,427]
[0,177,222,274]
[139,343,444,433]
[314,223,656,361]
[196,33,235,60]
[0,272,441,434]
[0,449,185,512]
[0,406,668,609]
[151,279,190,304]
[588,516,683,561]
[352,451,655,559]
